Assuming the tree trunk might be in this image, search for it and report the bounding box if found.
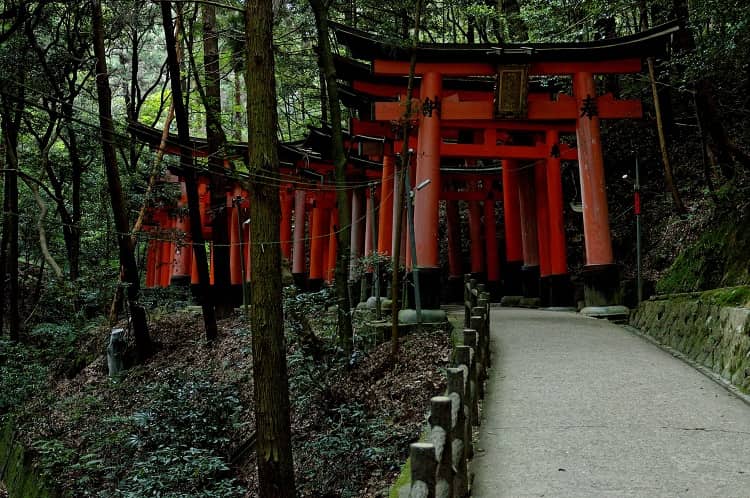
[160,1,218,341]
[0,103,20,341]
[694,79,750,176]
[245,0,296,495]
[648,57,685,212]
[202,2,232,318]
[501,0,528,42]
[310,0,354,355]
[388,0,424,363]
[92,0,152,359]
[0,163,9,337]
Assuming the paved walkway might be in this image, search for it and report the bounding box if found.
[470,307,750,498]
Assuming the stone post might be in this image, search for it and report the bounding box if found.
[446,367,469,496]
[409,442,437,498]
[455,345,478,426]
[430,396,454,498]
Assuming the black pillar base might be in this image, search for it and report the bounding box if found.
[227,283,244,308]
[292,273,308,290]
[486,280,502,302]
[444,276,465,303]
[468,271,486,283]
[349,277,366,307]
[582,264,621,307]
[520,265,540,298]
[503,260,523,296]
[539,276,551,307]
[170,275,191,287]
[307,278,324,292]
[548,273,574,307]
[407,267,442,309]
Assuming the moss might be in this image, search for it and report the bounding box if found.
[657,215,750,294]
[389,455,411,498]
[699,286,750,307]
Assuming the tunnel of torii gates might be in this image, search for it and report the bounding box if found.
[133,19,682,311]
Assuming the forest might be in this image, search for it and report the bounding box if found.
[0,0,749,496]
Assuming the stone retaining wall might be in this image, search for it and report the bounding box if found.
[630,297,750,393]
[0,424,57,497]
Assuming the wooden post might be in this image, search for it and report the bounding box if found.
[350,188,364,276]
[414,71,442,269]
[468,200,484,275]
[446,201,462,279]
[535,160,552,305]
[377,154,394,255]
[279,187,293,260]
[502,159,524,295]
[518,166,540,298]
[309,198,327,286]
[292,190,307,285]
[484,197,500,291]
[430,396,454,497]
[574,71,619,307]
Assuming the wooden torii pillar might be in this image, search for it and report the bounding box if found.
[574,72,619,309]
[412,72,443,309]
[292,190,308,288]
[545,130,573,307]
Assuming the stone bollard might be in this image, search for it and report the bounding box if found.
[430,396,454,498]
[479,292,492,368]
[463,275,472,328]
[107,328,126,377]
[455,345,479,426]
[462,329,483,399]
[470,312,487,383]
[446,368,470,495]
[409,442,437,498]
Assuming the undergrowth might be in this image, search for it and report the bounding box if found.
[28,371,246,496]
[657,209,750,294]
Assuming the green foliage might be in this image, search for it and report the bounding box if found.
[0,339,49,415]
[112,374,246,496]
[297,402,400,497]
[699,286,750,308]
[29,322,79,356]
[27,371,246,496]
[657,213,750,294]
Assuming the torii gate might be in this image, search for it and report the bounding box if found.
[330,20,681,311]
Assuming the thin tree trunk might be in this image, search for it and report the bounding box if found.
[233,69,243,140]
[160,1,218,341]
[25,180,63,278]
[648,57,685,212]
[310,0,354,355]
[202,2,232,318]
[694,79,750,175]
[245,0,296,495]
[501,0,528,41]
[389,0,424,363]
[92,0,152,360]
[0,67,23,341]
[0,162,9,337]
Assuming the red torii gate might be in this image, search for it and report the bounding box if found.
[329,19,681,310]
[132,19,681,313]
[130,121,385,301]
